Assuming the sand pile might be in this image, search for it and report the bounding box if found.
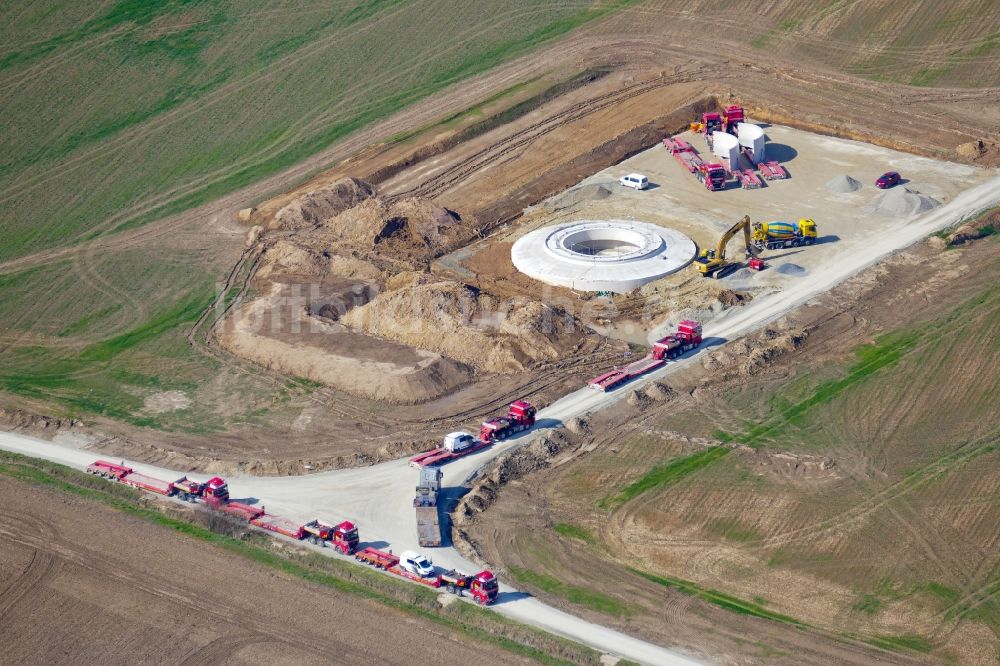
[273,177,376,230]
[343,279,571,373]
[549,183,613,209]
[825,174,861,193]
[866,186,940,216]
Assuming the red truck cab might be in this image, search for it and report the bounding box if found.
[470,570,500,605]
[331,520,360,554]
[479,401,537,443]
[202,476,230,503]
[651,320,703,360]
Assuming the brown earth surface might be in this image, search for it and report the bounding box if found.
[459,234,1000,665]
[0,477,528,665]
[6,7,999,470]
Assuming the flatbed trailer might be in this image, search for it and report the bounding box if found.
[219,501,264,521]
[408,439,491,468]
[250,513,308,539]
[734,169,762,189]
[663,136,704,173]
[356,546,400,569]
[758,161,787,180]
[122,472,174,495]
[87,460,133,480]
[388,565,443,587]
[588,356,665,392]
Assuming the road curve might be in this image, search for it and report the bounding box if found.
[1,172,999,665]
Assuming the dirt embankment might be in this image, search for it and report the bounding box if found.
[223,174,593,401]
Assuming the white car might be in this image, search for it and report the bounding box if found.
[400,550,435,577]
[619,173,648,190]
[443,431,475,452]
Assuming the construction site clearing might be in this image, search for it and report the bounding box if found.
[220,114,990,421]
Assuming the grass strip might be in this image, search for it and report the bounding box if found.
[865,634,933,654]
[0,450,602,665]
[509,566,631,617]
[553,522,596,544]
[600,447,729,508]
[628,567,809,628]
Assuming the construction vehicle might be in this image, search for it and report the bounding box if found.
[328,520,360,554]
[409,431,489,468]
[479,400,536,443]
[589,320,702,391]
[414,466,442,547]
[693,215,757,279]
[651,320,703,360]
[702,111,723,142]
[697,163,728,191]
[440,569,500,605]
[752,219,817,250]
[87,460,228,503]
[722,105,744,134]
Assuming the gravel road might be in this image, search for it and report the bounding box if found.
[2,171,998,665]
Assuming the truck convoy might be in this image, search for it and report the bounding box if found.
[752,219,817,250]
[588,320,703,391]
[87,457,500,602]
[355,547,499,605]
[414,466,442,547]
[87,460,358,553]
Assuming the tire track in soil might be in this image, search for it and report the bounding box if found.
[182,633,279,666]
[0,506,368,660]
[0,512,62,624]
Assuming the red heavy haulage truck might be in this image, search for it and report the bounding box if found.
[87,459,359,553]
[87,460,229,503]
[478,400,536,443]
[355,547,500,605]
[588,320,703,392]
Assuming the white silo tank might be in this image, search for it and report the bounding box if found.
[737,123,766,163]
[711,131,740,168]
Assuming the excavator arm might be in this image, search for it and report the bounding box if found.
[715,214,754,261]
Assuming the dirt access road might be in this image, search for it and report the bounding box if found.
[4,173,998,664]
[0,478,527,666]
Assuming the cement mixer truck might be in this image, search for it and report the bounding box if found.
[752,219,817,250]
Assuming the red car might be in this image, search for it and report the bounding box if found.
[876,171,901,189]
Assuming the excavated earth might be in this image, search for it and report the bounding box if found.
[30,17,997,471]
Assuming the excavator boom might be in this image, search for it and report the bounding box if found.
[694,214,756,279]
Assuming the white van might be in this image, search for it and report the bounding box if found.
[443,431,476,452]
[619,173,649,190]
[400,550,435,577]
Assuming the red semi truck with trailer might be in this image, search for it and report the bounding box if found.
[87,460,228,503]
[355,547,500,604]
[588,321,703,392]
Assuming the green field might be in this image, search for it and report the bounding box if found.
[0,0,637,427]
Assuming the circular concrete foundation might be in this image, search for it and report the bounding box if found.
[511,220,696,293]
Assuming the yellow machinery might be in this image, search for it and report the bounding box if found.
[693,214,758,279]
[751,219,818,250]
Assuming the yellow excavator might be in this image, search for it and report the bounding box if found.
[693,214,759,279]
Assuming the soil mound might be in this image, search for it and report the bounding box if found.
[866,186,940,216]
[775,263,807,276]
[273,177,376,230]
[342,278,571,373]
[825,174,861,193]
[325,197,462,257]
[549,182,613,209]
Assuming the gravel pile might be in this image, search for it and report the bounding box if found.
[866,186,940,216]
[549,183,613,209]
[775,262,808,276]
[825,174,862,193]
